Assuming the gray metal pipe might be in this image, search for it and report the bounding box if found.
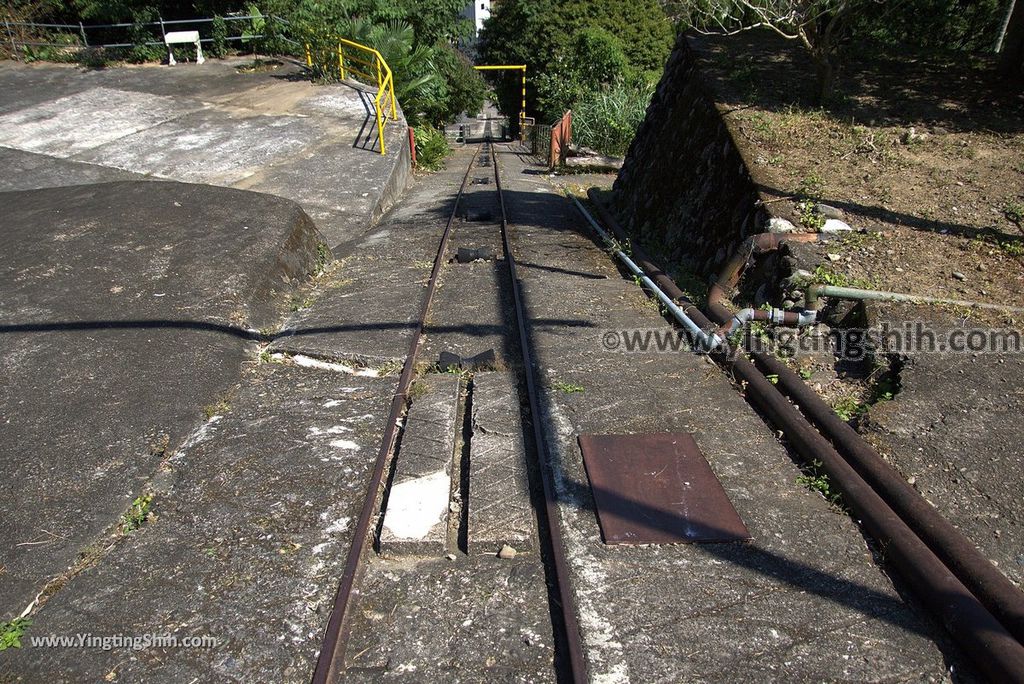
[723,306,818,335]
[571,196,725,351]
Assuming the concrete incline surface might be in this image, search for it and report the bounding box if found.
[0,58,409,247]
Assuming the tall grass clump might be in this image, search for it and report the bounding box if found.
[571,79,655,157]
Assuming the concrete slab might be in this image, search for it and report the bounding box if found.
[0,147,149,192]
[380,374,461,555]
[340,554,557,682]
[71,106,324,185]
[0,362,397,683]
[468,371,535,554]
[0,86,195,156]
[0,59,411,247]
[493,144,968,681]
[0,181,323,630]
[865,341,1024,587]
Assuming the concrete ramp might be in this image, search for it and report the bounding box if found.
[0,180,323,617]
[0,60,411,247]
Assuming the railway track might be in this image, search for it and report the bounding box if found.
[312,138,586,683]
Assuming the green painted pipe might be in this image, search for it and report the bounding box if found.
[806,283,1024,313]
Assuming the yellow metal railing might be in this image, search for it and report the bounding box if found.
[474,64,527,138]
[305,37,398,155]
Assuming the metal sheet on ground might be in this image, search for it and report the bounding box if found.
[577,433,752,545]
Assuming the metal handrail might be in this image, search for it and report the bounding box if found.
[303,36,397,156]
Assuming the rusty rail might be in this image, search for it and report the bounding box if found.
[311,146,480,683]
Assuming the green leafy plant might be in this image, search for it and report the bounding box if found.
[414,123,450,171]
[210,15,229,58]
[0,617,30,651]
[833,396,866,422]
[571,76,657,157]
[120,494,153,533]
[314,242,331,276]
[127,9,160,64]
[797,172,825,198]
[553,380,585,394]
[241,4,266,61]
[798,201,826,231]
[796,459,845,509]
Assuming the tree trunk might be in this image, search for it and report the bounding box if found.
[999,0,1024,80]
[814,53,835,104]
[995,0,1017,53]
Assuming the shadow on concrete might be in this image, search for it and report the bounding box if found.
[353,88,383,154]
[0,318,595,344]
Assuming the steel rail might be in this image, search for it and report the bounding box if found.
[489,140,588,684]
[311,145,481,684]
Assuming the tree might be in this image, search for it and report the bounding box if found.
[479,0,673,124]
[689,0,879,102]
[999,0,1024,79]
[534,28,630,119]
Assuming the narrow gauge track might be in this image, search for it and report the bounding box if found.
[312,139,587,684]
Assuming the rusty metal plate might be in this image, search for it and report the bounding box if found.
[577,433,751,545]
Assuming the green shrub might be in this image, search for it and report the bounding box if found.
[571,77,656,157]
[210,15,229,57]
[420,44,487,124]
[127,9,161,63]
[414,123,450,171]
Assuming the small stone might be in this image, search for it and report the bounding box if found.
[497,544,517,559]
[952,271,966,281]
[827,253,841,262]
[820,218,852,234]
[815,203,844,220]
[768,217,798,234]
[445,553,456,561]
[907,476,917,486]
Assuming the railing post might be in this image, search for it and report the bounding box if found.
[521,66,528,142]
[79,21,88,47]
[5,20,17,60]
[337,44,344,80]
[304,42,311,68]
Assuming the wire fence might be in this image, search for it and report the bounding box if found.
[1,13,302,60]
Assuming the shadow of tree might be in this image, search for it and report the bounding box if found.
[692,31,1024,134]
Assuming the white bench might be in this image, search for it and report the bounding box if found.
[165,30,205,66]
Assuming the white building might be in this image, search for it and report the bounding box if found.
[462,0,491,38]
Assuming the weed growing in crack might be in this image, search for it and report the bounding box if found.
[314,243,331,277]
[0,617,30,651]
[796,459,846,510]
[120,494,153,534]
[553,381,585,394]
[833,396,867,422]
[203,398,231,419]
